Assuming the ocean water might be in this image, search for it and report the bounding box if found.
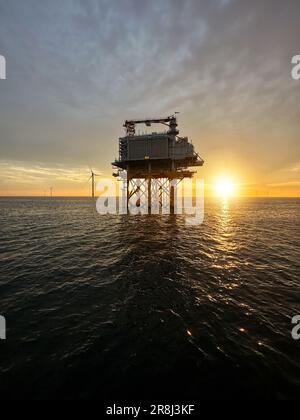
[0,197,299,400]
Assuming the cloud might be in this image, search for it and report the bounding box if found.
[0,160,102,186]
[0,0,300,192]
[268,181,300,188]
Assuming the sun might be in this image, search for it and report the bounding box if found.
[214,177,236,198]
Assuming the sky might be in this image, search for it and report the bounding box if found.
[0,0,299,196]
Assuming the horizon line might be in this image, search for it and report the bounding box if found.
[0,195,299,199]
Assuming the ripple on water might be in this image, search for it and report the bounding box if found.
[0,197,299,399]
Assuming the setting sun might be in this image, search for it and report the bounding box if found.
[214,177,237,198]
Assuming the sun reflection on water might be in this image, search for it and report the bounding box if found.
[218,198,233,245]
[211,197,241,283]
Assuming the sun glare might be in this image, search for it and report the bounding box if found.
[214,177,236,198]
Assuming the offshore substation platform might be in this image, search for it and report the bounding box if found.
[112,114,204,212]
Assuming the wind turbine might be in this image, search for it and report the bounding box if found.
[88,169,101,198]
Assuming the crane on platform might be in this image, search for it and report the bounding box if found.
[123,114,179,137]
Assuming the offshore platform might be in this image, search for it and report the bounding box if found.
[112,114,204,212]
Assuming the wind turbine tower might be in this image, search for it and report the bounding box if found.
[88,169,100,198]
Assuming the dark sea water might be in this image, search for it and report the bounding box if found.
[0,197,299,401]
